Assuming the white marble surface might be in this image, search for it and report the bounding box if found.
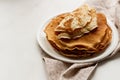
[0,0,120,80]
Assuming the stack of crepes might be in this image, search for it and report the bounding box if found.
[44,5,112,58]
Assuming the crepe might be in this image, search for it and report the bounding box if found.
[55,5,98,39]
[44,12,112,58]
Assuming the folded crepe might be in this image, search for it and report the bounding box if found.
[44,5,112,58]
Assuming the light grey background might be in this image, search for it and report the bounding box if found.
[0,0,120,80]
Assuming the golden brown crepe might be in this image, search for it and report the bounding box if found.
[44,5,112,58]
[44,13,112,58]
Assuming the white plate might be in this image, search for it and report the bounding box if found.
[37,18,119,63]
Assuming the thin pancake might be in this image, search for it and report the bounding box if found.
[44,13,112,58]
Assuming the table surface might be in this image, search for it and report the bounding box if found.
[0,0,120,80]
